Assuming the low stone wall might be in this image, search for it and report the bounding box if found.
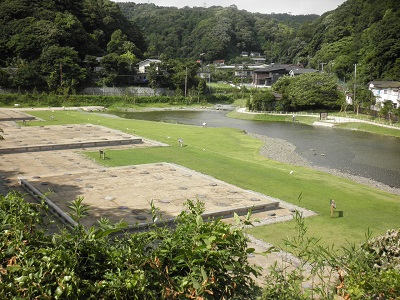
[19,178,78,228]
[80,86,173,96]
[0,138,143,154]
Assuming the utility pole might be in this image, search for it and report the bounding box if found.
[59,63,63,86]
[354,63,358,115]
[184,67,188,97]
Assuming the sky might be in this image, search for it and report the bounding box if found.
[112,0,348,15]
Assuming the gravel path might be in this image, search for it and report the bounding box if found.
[247,132,400,196]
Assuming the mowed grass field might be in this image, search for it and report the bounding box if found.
[22,109,400,249]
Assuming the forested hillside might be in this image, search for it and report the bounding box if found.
[120,0,399,83]
[297,0,400,83]
[0,0,145,91]
[0,0,398,92]
[119,3,317,64]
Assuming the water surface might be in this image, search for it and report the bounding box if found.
[112,110,400,188]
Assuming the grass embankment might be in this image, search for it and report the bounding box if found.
[228,110,317,125]
[228,110,400,137]
[22,110,400,249]
[335,122,400,138]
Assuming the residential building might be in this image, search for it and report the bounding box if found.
[369,81,400,109]
[251,57,266,64]
[137,59,161,74]
[252,64,318,86]
[213,59,225,66]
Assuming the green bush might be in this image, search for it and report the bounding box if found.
[0,192,259,299]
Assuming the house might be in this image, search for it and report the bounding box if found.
[234,66,253,78]
[197,70,211,81]
[252,65,287,86]
[213,60,225,66]
[137,59,161,74]
[252,64,319,86]
[369,81,400,109]
[251,57,266,64]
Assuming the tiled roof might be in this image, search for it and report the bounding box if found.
[369,81,400,89]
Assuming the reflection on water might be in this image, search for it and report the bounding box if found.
[112,110,400,188]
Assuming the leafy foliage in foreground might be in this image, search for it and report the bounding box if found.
[0,192,259,299]
[259,208,400,299]
[339,229,400,299]
[1,191,399,299]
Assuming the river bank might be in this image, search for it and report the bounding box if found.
[247,132,400,196]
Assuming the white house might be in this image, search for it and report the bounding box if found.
[369,81,400,109]
[137,59,161,74]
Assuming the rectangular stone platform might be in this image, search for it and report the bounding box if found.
[18,163,284,230]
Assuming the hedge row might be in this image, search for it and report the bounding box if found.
[0,93,235,107]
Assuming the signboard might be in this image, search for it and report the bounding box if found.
[320,112,328,120]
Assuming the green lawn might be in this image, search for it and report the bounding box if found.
[335,122,400,137]
[21,110,400,248]
[228,110,400,137]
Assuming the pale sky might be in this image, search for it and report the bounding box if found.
[112,0,347,15]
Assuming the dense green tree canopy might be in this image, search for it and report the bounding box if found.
[119,0,399,84]
[0,0,145,91]
[0,0,398,93]
[299,0,400,83]
[119,3,316,63]
[273,73,342,111]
